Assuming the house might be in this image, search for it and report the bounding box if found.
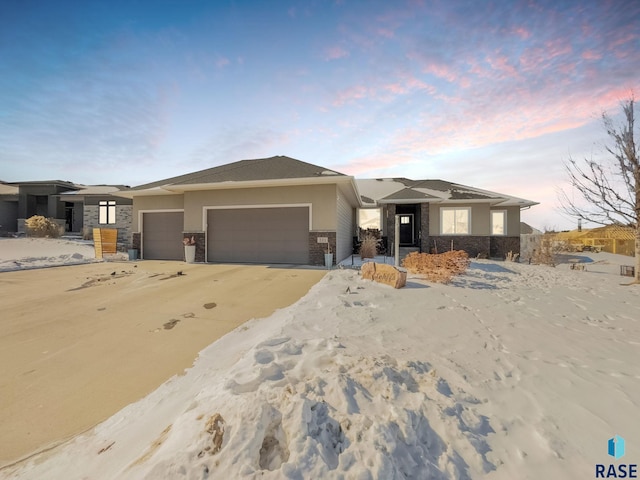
[0,182,19,235]
[356,178,538,258]
[0,180,80,235]
[115,156,362,265]
[0,180,131,241]
[58,185,133,244]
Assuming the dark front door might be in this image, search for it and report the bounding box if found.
[399,214,414,245]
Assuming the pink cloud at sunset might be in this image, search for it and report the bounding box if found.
[323,46,349,61]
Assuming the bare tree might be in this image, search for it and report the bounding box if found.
[559,96,639,283]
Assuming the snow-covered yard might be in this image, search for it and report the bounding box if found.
[0,237,99,271]
[2,243,638,479]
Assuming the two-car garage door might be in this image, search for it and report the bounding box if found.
[207,207,309,264]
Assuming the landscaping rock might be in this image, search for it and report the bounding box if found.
[361,262,407,289]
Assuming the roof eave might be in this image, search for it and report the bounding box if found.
[377,198,437,204]
[112,188,182,199]
[162,175,354,192]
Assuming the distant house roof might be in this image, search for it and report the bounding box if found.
[356,178,538,208]
[7,180,79,190]
[520,222,542,234]
[59,185,130,196]
[0,182,19,196]
[133,156,346,190]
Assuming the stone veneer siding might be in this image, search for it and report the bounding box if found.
[419,204,429,253]
[84,205,133,248]
[430,235,491,258]
[384,205,397,251]
[309,231,336,266]
[489,236,521,258]
[132,232,141,259]
[183,232,206,262]
[430,235,522,258]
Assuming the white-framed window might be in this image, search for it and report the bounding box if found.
[99,200,116,224]
[440,207,470,235]
[491,210,507,235]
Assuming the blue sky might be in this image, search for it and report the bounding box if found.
[1,0,638,230]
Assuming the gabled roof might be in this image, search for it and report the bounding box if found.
[520,222,542,234]
[357,178,537,208]
[133,156,345,190]
[117,156,359,205]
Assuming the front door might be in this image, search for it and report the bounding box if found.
[399,214,414,245]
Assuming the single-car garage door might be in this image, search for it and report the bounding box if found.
[207,207,309,264]
[142,211,184,260]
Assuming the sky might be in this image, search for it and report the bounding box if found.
[1,0,638,230]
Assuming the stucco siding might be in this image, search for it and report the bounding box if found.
[430,203,491,235]
[184,184,337,231]
[132,195,185,231]
[506,206,521,235]
[336,187,355,262]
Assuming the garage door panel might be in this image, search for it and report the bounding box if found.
[142,212,184,260]
[207,207,308,264]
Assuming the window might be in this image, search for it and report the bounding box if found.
[491,210,506,235]
[440,207,470,235]
[99,201,116,224]
[400,216,411,224]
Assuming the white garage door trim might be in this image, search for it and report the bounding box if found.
[139,209,184,260]
[202,204,312,229]
[203,203,312,263]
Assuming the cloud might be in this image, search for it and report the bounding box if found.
[332,84,373,106]
[581,50,602,61]
[323,46,349,61]
[216,55,230,68]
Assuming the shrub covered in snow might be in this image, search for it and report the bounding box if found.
[402,250,470,283]
[25,215,63,238]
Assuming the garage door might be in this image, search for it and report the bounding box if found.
[207,207,309,264]
[142,211,184,260]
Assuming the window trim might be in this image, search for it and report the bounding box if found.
[491,210,507,236]
[440,207,471,235]
[99,200,117,225]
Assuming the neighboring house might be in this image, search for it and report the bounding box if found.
[58,185,132,245]
[115,156,361,265]
[0,180,80,234]
[0,180,131,242]
[520,222,542,235]
[357,178,538,258]
[0,182,19,235]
